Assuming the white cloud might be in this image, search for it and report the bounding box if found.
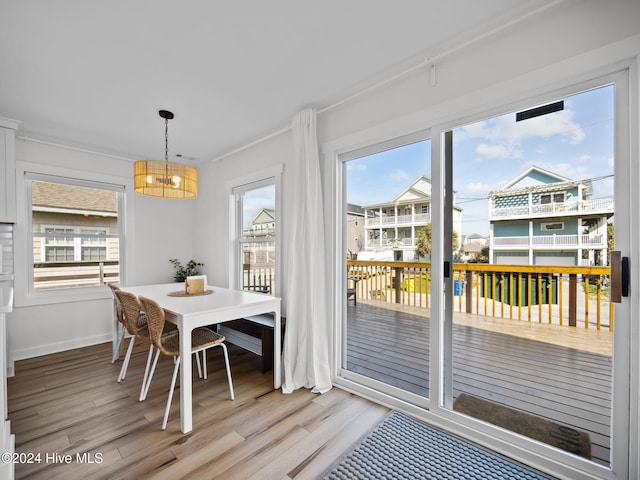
[455,121,489,141]
[465,182,498,195]
[534,161,588,181]
[458,108,586,160]
[476,143,522,159]
[489,110,585,145]
[578,154,592,163]
[608,157,614,169]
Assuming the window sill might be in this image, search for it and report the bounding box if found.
[15,285,111,308]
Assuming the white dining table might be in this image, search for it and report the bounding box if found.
[121,282,281,433]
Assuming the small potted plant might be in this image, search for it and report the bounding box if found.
[169,259,204,282]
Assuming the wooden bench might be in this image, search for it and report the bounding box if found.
[217,314,282,373]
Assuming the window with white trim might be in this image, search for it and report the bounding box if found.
[233,178,278,295]
[27,175,123,291]
[42,226,109,261]
[540,192,565,205]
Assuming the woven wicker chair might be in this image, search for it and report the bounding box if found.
[109,284,150,380]
[138,295,234,430]
[109,283,126,365]
[114,290,178,399]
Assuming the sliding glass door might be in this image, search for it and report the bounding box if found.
[336,71,632,479]
[341,133,432,405]
[439,75,630,477]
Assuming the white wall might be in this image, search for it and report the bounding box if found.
[8,140,194,362]
[5,1,640,416]
[3,1,639,476]
[193,2,640,478]
[196,0,640,305]
[194,132,293,302]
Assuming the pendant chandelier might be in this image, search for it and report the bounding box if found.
[134,110,198,199]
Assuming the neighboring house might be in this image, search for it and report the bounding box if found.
[241,208,276,292]
[488,166,614,266]
[244,208,276,238]
[361,176,462,262]
[242,207,276,265]
[461,234,488,262]
[346,203,365,260]
[31,181,120,288]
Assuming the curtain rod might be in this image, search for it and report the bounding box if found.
[210,0,565,164]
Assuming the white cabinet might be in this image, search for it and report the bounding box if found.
[0,287,13,480]
[0,119,18,224]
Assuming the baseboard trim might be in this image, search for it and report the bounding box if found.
[11,333,112,364]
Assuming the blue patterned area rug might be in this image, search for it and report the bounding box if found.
[320,411,557,480]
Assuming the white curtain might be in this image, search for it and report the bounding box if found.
[282,108,332,394]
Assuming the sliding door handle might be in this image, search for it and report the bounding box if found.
[622,256,629,297]
[610,251,629,303]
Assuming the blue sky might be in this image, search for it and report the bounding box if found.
[242,184,275,229]
[346,84,615,237]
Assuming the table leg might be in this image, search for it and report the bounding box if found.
[179,323,193,433]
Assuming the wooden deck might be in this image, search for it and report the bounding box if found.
[346,300,612,465]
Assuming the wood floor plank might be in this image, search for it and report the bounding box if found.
[136,431,245,480]
[284,403,389,480]
[8,341,387,479]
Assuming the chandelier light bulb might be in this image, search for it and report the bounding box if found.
[133,110,198,198]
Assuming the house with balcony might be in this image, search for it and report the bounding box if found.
[1,2,639,480]
[241,208,276,292]
[346,203,365,259]
[244,208,276,238]
[489,166,614,266]
[362,176,462,261]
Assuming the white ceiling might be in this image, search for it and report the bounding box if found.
[0,0,553,165]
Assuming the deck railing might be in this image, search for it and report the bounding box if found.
[365,213,431,227]
[492,234,605,248]
[242,265,274,294]
[490,197,614,219]
[34,260,120,289]
[347,260,613,331]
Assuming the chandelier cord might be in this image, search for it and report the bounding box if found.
[165,117,169,162]
[134,109,196,198]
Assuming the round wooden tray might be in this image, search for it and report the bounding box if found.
[167,289,214,297]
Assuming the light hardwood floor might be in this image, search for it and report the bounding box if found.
[7,341,388,480]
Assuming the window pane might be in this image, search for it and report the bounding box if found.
[31,180,120,290]
[242,185,276,239]
[449,84,615,465]
[344,138,431,401]
[45,246,74,262]
[238,183,276,294]
[241,241,275,294]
